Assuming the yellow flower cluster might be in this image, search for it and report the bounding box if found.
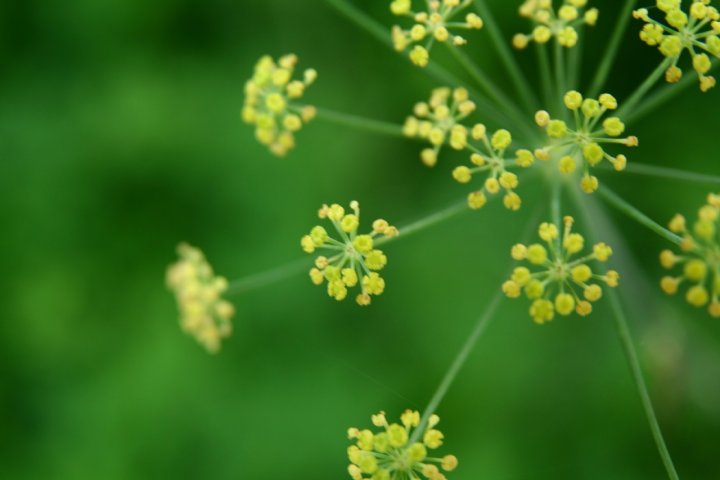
[451,126,533,211]
[535,91,637,193]
[660,193,720,317]
[301,201,399,306]
[403,87,477,167]
[513,0,599,49]
[390,0,484,67]
[166,243,235,353]
[347,410,458,480]
[503,217,619,323]
[242,54,318,156]
[634,1,720,92]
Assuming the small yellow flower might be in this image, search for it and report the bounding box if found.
[242,54,317,156]
[391,0,483,67]
[633,2,720,91]
[535,91,637,193]
[659,193,720,317]
[503,216,618,323]
[347,409,458,479]
[166,243,235,353]
[514,0,599,49]
[302,201,398,306]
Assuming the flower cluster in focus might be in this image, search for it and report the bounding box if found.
[347,410,458,480]
[166,243,235,353]
[301,201,398,306]
[242,54,318,156]
[503,216,619,323]
[660,193,720,317]
[535,91,637,193]
[513,0,599,49]
[634,0,720,92]
[391,0,483,67]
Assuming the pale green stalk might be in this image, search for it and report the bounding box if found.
[314,108,405,138]
[567,32,583,90]
[596,187,682,245]
[617,58,673,118]
[619,163,720,185]
[376,200,469,246]
[588,0,639,97]
[554,41,566,114]
[472,0,539,111]
[536,44,554,108]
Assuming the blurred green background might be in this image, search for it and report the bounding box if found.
[2,0,720,478]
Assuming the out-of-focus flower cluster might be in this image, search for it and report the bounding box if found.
[660,193,720,317]
[391,0,483,67]
[347,410,458,480]
[242,54,317,156]
[302,201,398,306]
[634,0,720,92]
[535,91,637,194]
[166,243,235,353]
[513,0,599,49]
[503,217,619,323]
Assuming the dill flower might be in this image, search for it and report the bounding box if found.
[451,126,533,211]
[166,243,235,353]
[513,0,599,49]
[660,193,720,317]
[301,201,399,306]
[347,409,458,480]
[503,216,619,323]
[403,87,477,167]
[633,1,720,92]
[534,91,637,193]
[390,0,484,67]
[242,54,318,156]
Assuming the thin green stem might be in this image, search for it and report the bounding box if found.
[554,41,566,114]
[314,107,405,138]
[409,291,504,444]
[588,0,639,97]
[536,44,553,108]
[617,58,673,119]
[599,162,720,185]
[605,289,680,480]
[567,31,583,90]
[226,257,312,295]
[597,187,682,245]
[472,0,538,111]
[627,61,720,124]
[550,178,562,226]
[376,200,469,246]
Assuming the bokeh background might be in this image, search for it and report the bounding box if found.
[2,0,720,478]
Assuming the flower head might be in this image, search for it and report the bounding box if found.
[242,54,318,156]
[390,0,483,67]
[166,243,235,353]
[513,0,599,49]
[660,193,720,317]
[634,1,720,91]
[301,201,398,306]
[535,91,637,193]
[503,216,619,323]
[347,409,458,480]
[403,87,477,167]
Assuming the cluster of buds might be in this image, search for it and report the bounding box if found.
[403,87,477,167]
[391,0,483,67]
[513,0,599,49]
[660,193,720,317]
[166,243,235,353]
[503,217,619,323]
[242,54,317,156]
[634,1,720,92]
[301,202,398,306]
[535,91,637,194]
[347,410,458,480]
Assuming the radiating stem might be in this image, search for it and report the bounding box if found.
[472,0,538,111]
[550,178,562,226]
[226,257,312,295]
[314,107,405,138]
[588,0,639,97]
[567,31,583,90]
[376,200,469,247]
[617,58,673,119]
[604,162,720,185]
[554,41,566,113]
[605,289,680,480]
[597,187,682,245]
[627,62,720,124]
[536,44,554,108]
